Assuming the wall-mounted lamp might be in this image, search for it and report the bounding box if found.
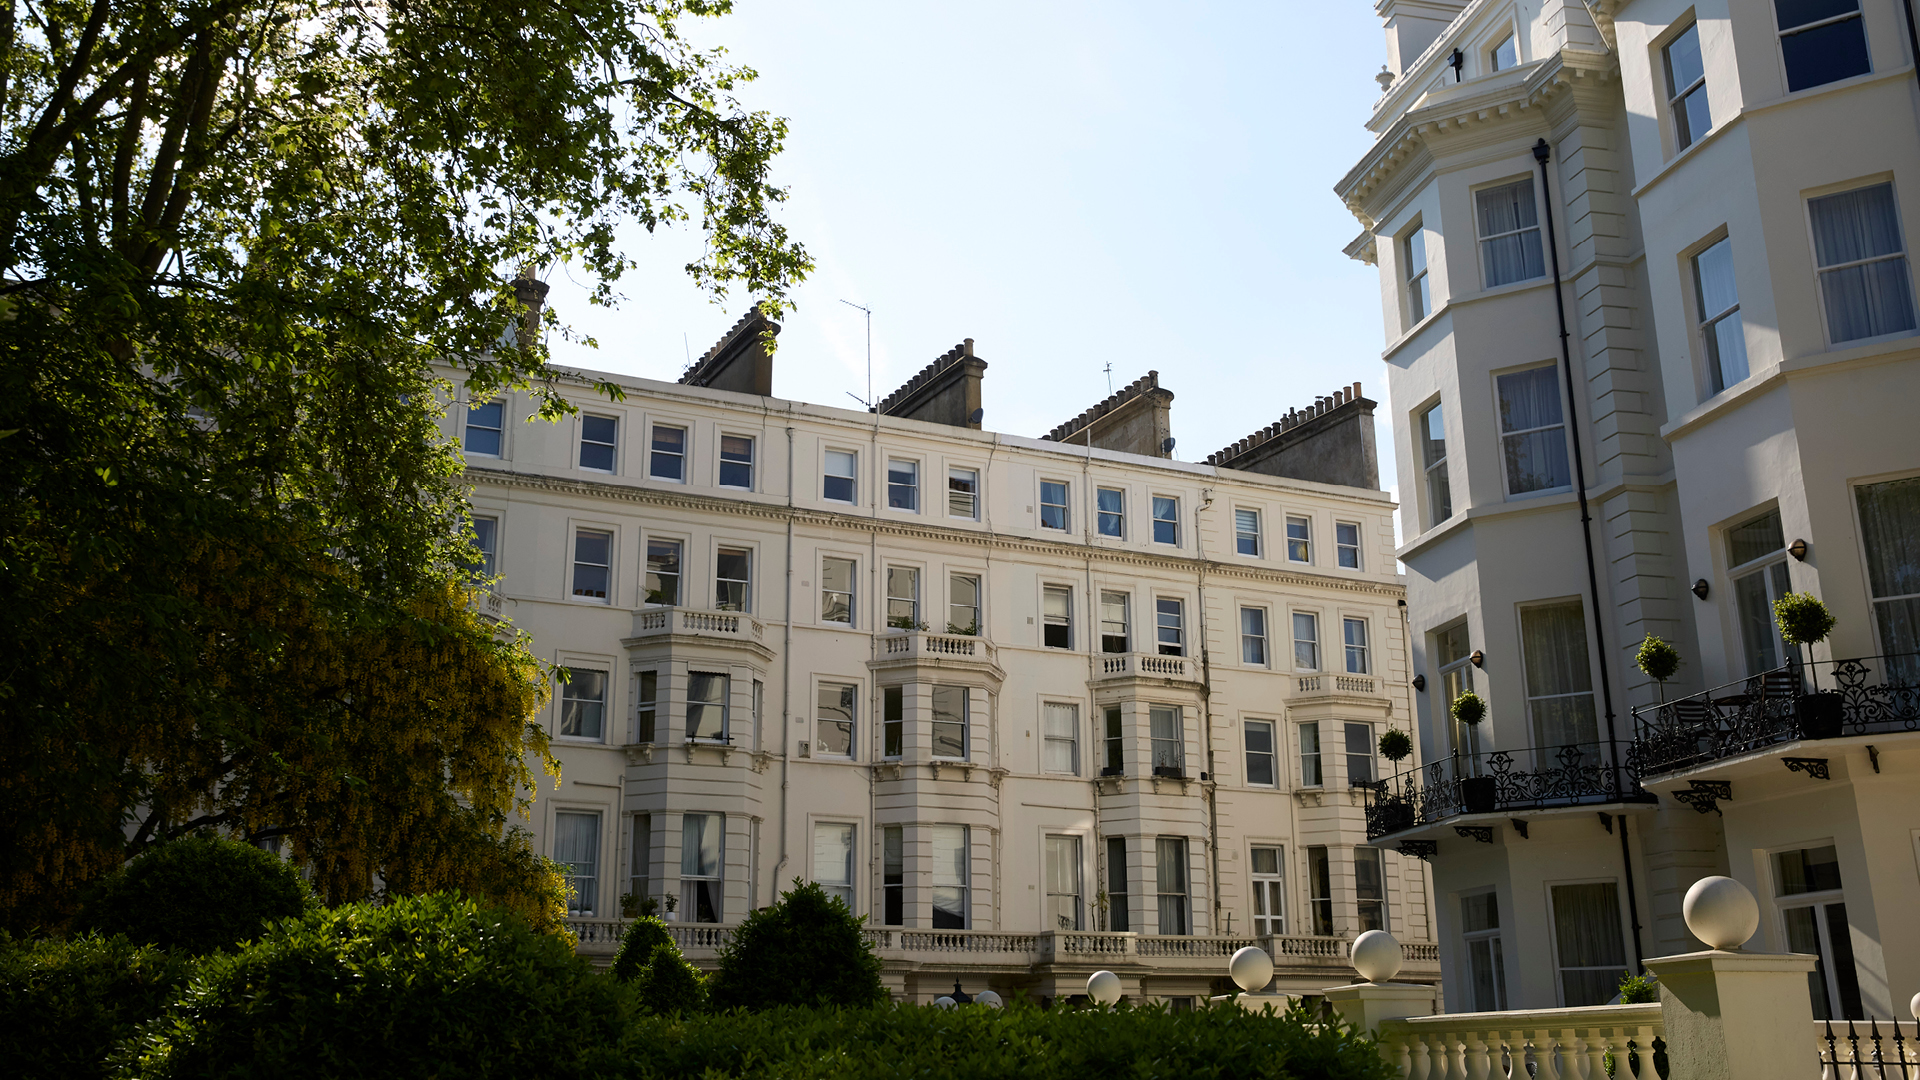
[1788,538,1809,561]
[1412,674,1427,691]
[1692,579,1711,600]
[1448,48,1464,82]
[1470,650,1485,668]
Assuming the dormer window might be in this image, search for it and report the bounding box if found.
[1490,34,1517,72]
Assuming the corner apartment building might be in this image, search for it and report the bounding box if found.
[1340,0,1920,1021]
[443,313,1440,1003]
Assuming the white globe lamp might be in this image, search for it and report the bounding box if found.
[1087,969,1123,1006]
[1352,930,1404,984]
[1911,991,1920,1021]
[1229,945,1275,993]
[1684,876,1759,950]
[976,989,1004,1009]
[934,996,956,1009]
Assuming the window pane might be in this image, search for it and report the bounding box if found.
[560,668,607,739]
[650,426,685,480]
[1043,702,1079,774]
[1156,837,1188,935]
[716,547,751,611]
[1551,882,1627,1006]
[949,468,978,517]
[1666,23,1705,92]
[1156,597,1184,656]
[580,415,617,471]
[555,812,601,916]
[1040,481,1069,530]
[1478,179,1546,285]
[1777,0,1862,28]
[720,435,753,488]
[1776,845,1845,895]
[1521,601,1599,751]
[1857,477,1920,669]
[932,685,967,758]
[1728,509,1786,566]
[1695,238,1740,320]
[1779,9,1871,92]
[932,825,968,929]
[821,556,854,624]
[1152,496,1179,544]
[470,516,497,581]
[645,539,681,605]
[1045,835,1083,931]
[1293,612,1319,670]
[1097,488,1124,537]
[1491,34,1516,71]
[1246,720,1275,786]
[1356,848,1386,931]
[883,686,904,758]
[817,683,854,756]
[573,531,611,600]
[1241,607,1267,665]
[1300,723,1322,786]
[465,400,504,455]
[1100,592,1130,653]
[1346,722,1375,784]
[1107,836,1129,932]
[813,823,855,907]
[687,672,728,740]
[888,460,918,510]
[1345,618,1370,674]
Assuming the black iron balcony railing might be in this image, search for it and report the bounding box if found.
[1629,653,1920,778]
[1361,742,1648,840]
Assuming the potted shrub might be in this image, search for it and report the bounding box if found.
[1371,729,1418,833]
[663,893,680,921]
[1635,634,1681,701]
[1451,692,1497,814]
[1378,728,1414,765]
[1775,592,1842,738]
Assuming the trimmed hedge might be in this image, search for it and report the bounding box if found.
[612,915,707,1014]
[116,893,634,1079]
[0,933,190,1080]
[627,999,1397,1080]
[81,837,313,955]
[709,879,886,1011]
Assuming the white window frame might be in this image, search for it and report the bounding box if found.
[714,544,752,612]
[470,514,498,582]
[1250,843,1286,936]
[1149,704,1184,777]
[823,448,859,503]
[571,527,614,604]
[1044,833,1085,931]
[1419,400,1452,528]
[1774,0,1871,94]
[1355,845,1388,931]
[948,466,980,519]
[1151,495,1180,546]
[1155,596,1185,657]
[1099,590,1131,654]
[947,572,981,635]
[887,457,920,512]
[1042,701,1080,775]
[886,565,921,629]
[1344,721,1377,786]
[1691,233,1749,396]
[1767,841,1861,1021]
[1808,180,1917,346]
[680,811,725,923]
[1726,508,1793,676]
[931,684,969,761]
[633,668,659,743]
[1244,719,1277,787]
[1344,616,1371,674]
[579,413,619,473]
[1096,486,1126,538]
[1546,879,1631,1008]
[558,666,609,742]
[1235,508,1262,557]
[1403,222,1431,326]
[1042,583,1073,649]
[1461,889,1508,1011]
[644,536,683,607]
[554,809,603,917]
[821,555,856,626]
[686,671,731,742]
[1299,721,1323,788]
[1475,177,1545,288]
[1039,479,1071,531]
[718,433,755,490]
[464,398,505,457]
[812,821,856,910]
[1663,20,1710,153]
[1336,521,1363,569]
[648,422,687,482]
[1496,362,1573,497]
[1489,31,1517,72]
[932,824,969,929]
[1292,610,1321,672]
[815,680,856,759]
[1286,515,1312,563]
[1240,606,1269,667]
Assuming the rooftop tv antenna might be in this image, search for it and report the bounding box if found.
[1103,361,1114,395]
[840,299,872,411]
[683,332,692,372]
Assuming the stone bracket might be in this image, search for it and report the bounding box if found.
[1783,757,1830,780]
[1673,780,1733,815]
[1510,818,1529,839]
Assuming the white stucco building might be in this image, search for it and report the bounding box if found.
[444,313,1439,1003]
[1339,0,1920,1021]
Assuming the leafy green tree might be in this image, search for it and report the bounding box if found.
[80,836,313,954]
[710,879,887,1011]
[0,932,191,1080]
[0,0,808,931]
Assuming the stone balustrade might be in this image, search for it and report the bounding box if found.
[1095,652,1192,679]
[1376,1003,1663,1080]
[629,606,765,642]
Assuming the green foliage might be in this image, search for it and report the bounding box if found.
[1377,728,1414,763]
[0,933,191,1080]
[628,998,1398,1080]
[710,879,887,1012]
[612,916,676,982]
[635,943,710,1016]
[0,0,807,931]
[80,837,313,955]
[1617,971,1659,1004]
[1450,691,1488,726]
[1775,592,1837,647]
[1635,634,1682,682]
[115,893,631,1079]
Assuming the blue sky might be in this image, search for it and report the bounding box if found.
[543,1,1397,510]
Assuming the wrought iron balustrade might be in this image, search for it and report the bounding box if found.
[1628,653,1920,778]
[1362,743,1646,840]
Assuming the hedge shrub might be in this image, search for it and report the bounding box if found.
[81,837,313,955]
[116,893,634,1079]
[709,879,886,1011]
[611,915,674,981]
[628,998,1397,1080]
[612,915,707,1014]
[0,933,191,1080]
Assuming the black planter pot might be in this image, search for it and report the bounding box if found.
[1797,692,1844,739]
[1378,803,1416,834]
[1461,776,1498,815]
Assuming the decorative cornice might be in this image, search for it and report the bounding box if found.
[1337,48,1618,227]
[465,466,1408,600]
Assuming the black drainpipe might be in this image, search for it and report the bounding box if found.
[1903,0,1920,102]
[1534,138,1642,970]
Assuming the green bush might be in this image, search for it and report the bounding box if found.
[81,837,313,955]
[1377,728,1414,763]
[1617,971,1659,1004]
[612,915,675,981]
[710,879,886,1012]
[0,933,191,1080]
[627,998,1397,1080]
[115,893,633,1079]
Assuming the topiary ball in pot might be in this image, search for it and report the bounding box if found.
[1378,728,1414,764]
[1635,634,1681,683]
[1450,691,1487,727]
[80,836,314,955]
[1774,592,1836,647]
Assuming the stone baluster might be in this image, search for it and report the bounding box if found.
[1629,1025,1656,1080]
[1581,1028,1607,1080]
[1598,1029,1631,1080]
[1463,1030,1492,1080]
[1548,1027,1577,1080]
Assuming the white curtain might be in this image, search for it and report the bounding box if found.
[1497,366,1570,493]
[1044,835,1083,931]
[1857,477,1920,679]
[1043,702,1079,773]
[812,823,854,907]
[1156,837,1188,935]
[1551,882,1627,1006]
[555,812,600,916]
[932,825,968,929]
[1521,601,1599,752]
[1812,184,1917,342]
[1478,179,1546,286]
